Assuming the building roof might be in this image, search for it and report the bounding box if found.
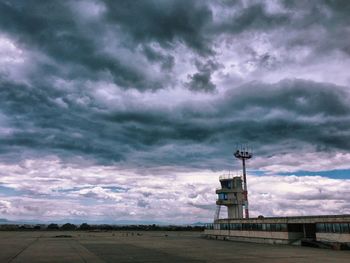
[215,214,350,224]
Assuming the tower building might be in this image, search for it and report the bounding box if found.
[215,146,252,219]
[216,175,244,219]
[205,150,350,248]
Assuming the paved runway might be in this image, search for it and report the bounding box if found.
[0,231,349,262]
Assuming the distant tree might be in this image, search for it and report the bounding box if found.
[150,224,160,230]
[47,223,59,230]
[33,225,41,230]
[60,223,77,231]
[100,224,113,231]
[79,223,91,230]
[0,224,20,231]
[19,225,32,230]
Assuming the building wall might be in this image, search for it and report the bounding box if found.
[204,229,289,239]
[215,215,350,225]
[203,229,327,245]
[205,215,350,245]
[316,233,350,243]
[203,229,291,244]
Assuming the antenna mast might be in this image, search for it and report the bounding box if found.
[234,145,253,218]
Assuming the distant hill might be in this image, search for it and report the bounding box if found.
[189,222,208,226]
[0,218,42,225]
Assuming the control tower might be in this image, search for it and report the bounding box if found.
[216,175,244,219]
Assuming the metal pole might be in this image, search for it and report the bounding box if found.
[242,158,249,218]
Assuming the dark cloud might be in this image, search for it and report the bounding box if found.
[0,0,173,91]
[278,0,350,57]
[0,0,350,170]
[215,2,290,34]
[0,0,347,91]
[1,75,349,169]
[187,71,216,92]
[186,59,219,92]
[142,45,175,70]
[103,0,214,54]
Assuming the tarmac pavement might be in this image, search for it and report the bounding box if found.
[0,231,349,263]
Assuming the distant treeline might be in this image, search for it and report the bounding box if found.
[0,223,204,231]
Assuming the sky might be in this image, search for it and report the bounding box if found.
[0,0,350,224]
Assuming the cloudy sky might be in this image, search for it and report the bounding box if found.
[0,0,350,224]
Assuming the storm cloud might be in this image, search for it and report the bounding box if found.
[1,77,349,170]
[0,0,350,222]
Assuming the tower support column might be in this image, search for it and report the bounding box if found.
[234,148,252,219]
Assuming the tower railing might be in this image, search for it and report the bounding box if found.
[219,174,242,180]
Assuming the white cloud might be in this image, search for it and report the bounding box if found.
[249,174,350,217]
[0,157,349,223]
[0,35,27,83]
[253,151,350,173]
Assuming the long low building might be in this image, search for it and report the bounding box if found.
[204,215,350,246]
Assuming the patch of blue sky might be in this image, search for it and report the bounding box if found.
[0,185,68,199]
[55,185,129,193]
[280,169,350,179]
[248,170,266,176]
[103,186,129,192]
[248,169,350,179]
[0,185,19,196]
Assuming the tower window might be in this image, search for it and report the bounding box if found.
[218,193,228,200]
